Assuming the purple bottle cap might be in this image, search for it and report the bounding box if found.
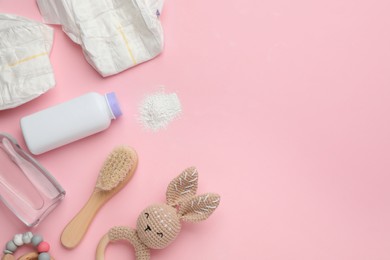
[105,92,122,119]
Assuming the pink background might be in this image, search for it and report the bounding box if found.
[1,0,390,259]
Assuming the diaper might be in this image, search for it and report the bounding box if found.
[0,14,55,110]
[37,0,164,77]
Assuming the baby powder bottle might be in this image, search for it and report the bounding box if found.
[20,92,122,155]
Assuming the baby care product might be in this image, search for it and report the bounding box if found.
[0,133,65,227]
[0,14,55,110]
[20,92,122,155]
[37,0,164,77]
[138,89,182,131]
[2,232,55,259]
[61,146,138,249]
[96,167,220,260]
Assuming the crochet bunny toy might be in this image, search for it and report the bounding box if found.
[96,167,220,260]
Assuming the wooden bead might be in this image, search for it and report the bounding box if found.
[1,254,15,260]
[18,252,38,260]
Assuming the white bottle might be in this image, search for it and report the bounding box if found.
[20,92,122,155]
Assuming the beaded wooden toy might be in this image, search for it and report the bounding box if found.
[1,232,54,260]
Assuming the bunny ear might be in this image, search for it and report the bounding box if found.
[178,193,220,222]
[166,167,199,206]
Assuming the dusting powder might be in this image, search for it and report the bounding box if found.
[138,89,182,131]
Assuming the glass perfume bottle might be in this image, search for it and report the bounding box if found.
[0,133,65,226]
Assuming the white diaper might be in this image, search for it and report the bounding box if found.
[0,14,55,110]
[37,0,164,77]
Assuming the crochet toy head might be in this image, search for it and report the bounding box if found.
[97,167,220,260]
[136,167,220,249]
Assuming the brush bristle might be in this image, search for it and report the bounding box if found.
[96,146,136,191]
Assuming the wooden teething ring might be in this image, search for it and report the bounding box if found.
[96,233,110,260]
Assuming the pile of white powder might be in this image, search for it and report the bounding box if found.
[138,89,182,131]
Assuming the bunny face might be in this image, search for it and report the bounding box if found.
[136,204,181,249]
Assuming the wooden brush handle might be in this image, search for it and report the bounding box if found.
[61,190,108,249]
